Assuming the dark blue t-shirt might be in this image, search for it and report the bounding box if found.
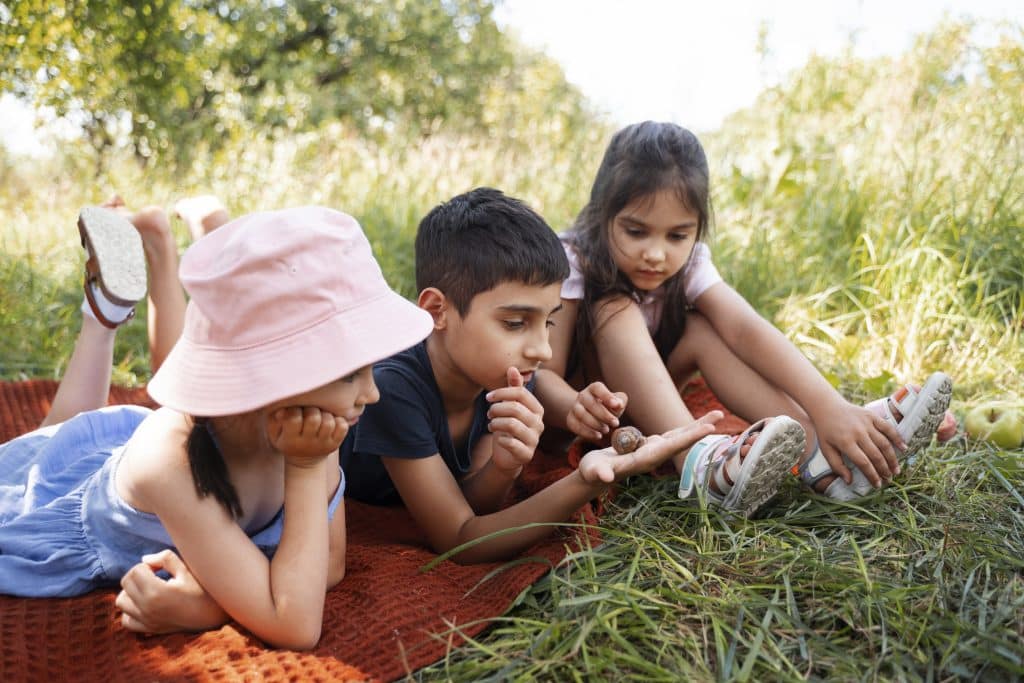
[341,341,492,505]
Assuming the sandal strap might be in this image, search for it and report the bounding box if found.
[678,434,729,500]
[712,442,743,495]
[872,384,919,430]
[83,275,126,329]
[678,418,771,501]
[797,439,833,485]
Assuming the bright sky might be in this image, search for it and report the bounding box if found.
[1,1,1018,154]
[494,0,1019,132]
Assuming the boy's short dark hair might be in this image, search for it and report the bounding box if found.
[415,187,569,314]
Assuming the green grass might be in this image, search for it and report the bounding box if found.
[413,440,1024,681]
[1,17,1022,683]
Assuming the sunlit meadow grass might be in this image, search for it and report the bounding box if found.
[1,19,1022,681]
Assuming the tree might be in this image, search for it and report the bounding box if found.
[0,0,529,164]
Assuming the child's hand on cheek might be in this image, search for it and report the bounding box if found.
[267,406,347,466]
[486,367,545,474]
[567,381,627,442]
[577,411,723,484]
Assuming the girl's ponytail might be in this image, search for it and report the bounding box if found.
[187,418,244,519]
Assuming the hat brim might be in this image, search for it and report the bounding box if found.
[147,290,433,416]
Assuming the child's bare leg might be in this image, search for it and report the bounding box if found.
[173,195,229,241]
[592,301,698,440]
[663,312,832,481]
[44,199,142,426]
[130,207,186,374]
[41,316,116,427]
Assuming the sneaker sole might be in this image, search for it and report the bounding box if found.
[78,207,147,305]
[841,371,953,497]
[725,417,806,518]
[898,371,953,462]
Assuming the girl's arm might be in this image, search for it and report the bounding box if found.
[127,408,342,650]
[535,299,627,440]
[116,462,347,633]
[694,283,901,484]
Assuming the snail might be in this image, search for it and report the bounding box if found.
[611,426,645,454]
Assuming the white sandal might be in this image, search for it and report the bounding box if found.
[799,372,953,500]
[678,416,805,518]
[78,207,147,328]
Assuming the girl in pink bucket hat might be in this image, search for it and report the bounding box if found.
[0,206,432,649]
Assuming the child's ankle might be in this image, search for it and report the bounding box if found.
[82,285,135,327]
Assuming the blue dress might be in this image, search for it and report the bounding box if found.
[0,405,345,597]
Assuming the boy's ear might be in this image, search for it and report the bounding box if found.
[417,287,450,329]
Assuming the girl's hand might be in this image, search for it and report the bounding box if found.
[267,406,348,467]
[116,549,229,634]
[566,382,627,442]
[486,367,545,474]
[577,411,722,484]
[812,399,902,487]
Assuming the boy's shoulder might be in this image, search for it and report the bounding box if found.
[372,341,438,403]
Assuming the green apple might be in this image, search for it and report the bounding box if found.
[964,403,1024,449]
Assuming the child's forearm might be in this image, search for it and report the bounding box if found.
[732,315,840,413]
[264,461,330,648]
[446,470,606,563]
[460,459,520,514]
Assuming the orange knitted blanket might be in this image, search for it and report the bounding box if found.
[0,378,743,682]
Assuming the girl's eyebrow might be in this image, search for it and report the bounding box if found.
[619,214,699,230]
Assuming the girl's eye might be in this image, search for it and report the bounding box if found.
[669,232,692,242]
[342,366,370,383]
[503,320,525,330]
[546,319,556,328]
[624,227,645,238]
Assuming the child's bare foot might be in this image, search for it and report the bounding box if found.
[678,416,805,518]
[173,195,229,241]
[799,373,953,500]
[129,206,177,264]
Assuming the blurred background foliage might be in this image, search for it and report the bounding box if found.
[0,0,596,166]
[0,5,1021,406]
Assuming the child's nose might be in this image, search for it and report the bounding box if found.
[524,331,553,363]
[642,244,665,262]
[361,375,381,406]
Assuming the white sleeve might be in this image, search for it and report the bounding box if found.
[560,239,585,301]
[683,242,723,303]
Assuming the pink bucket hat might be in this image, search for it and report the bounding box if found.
[147,206,433,416]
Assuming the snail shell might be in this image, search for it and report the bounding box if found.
[611,426,645,454]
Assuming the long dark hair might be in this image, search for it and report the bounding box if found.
[566,121,713,356]
[187,418,243,519]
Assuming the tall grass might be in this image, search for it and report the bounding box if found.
[1,18,1022,682]
[707,19,1023,401]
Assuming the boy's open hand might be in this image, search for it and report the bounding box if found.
[577,411,723,484]
[567,381,628,442]
[486,367,545,474]
[267,406,347,466]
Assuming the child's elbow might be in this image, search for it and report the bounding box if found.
[270,623,322,651]
[327,557,346,588]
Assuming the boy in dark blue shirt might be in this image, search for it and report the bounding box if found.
[341,188,721,562]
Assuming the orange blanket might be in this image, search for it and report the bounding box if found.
[0,378,743,682]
